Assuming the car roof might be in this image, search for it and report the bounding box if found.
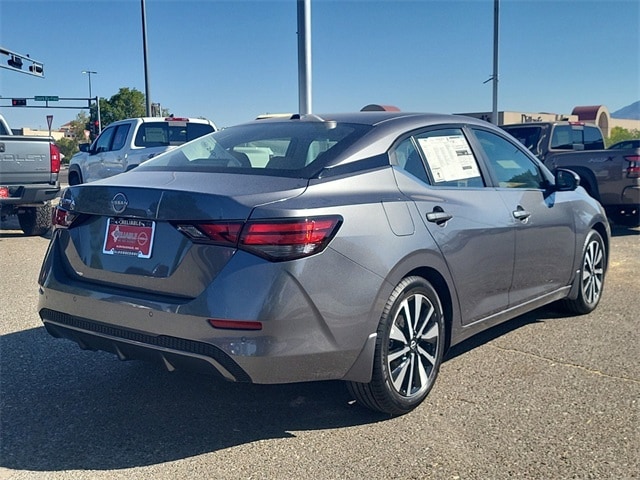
[247,111,493,130]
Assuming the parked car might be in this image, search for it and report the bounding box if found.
[68,116,217,185]
[608,139,640,150]
[39,112,610,415]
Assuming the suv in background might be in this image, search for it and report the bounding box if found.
[69,116,217,185]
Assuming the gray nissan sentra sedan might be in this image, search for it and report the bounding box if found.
[38,112,610,415]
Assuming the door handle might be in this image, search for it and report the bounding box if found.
[426,209,453,225]
[512,206,531,221]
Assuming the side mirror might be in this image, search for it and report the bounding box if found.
[554,168,580,191]
[78,143,90,153]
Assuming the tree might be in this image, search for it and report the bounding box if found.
[56,137,79,163]
[91,87,146,128]
[606,126,640,147]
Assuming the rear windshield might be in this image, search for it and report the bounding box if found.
[134,121,215,147]
[137,121,371,177]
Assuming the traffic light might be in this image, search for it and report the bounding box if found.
[11,98,27,106]
[7,55,23,69]
[29,63,44,75]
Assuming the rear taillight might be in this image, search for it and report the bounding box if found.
[52,206,77,229]
[625,155,640,178]
[176,216,342,261]
[0,187,9,198]
[50,143,61,174]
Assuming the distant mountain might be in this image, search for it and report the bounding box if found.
[612,101,640,120]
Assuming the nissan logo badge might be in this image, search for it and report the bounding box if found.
[110,193,129,214]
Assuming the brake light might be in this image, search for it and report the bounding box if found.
[177,216,342,261]
[52,206,77,228]
[165,117,189,122]
[625,155,640,178]
[50,143,61,174]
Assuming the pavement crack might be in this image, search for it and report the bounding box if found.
[488,344,640,384]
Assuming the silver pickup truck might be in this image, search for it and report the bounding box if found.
[0,114,61,235]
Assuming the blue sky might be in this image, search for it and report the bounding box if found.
[1,0,638,130]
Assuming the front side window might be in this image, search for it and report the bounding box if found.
[583,126,605,150]
[474,129,545,189]
[93,126,115,153]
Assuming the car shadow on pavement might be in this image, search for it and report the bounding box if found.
[0,327,389,472]
[609,222,640,237]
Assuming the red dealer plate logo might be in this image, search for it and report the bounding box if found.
[103,218,155,258]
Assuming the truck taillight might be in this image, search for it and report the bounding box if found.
[625,155,640,178]
[50,143,61,174]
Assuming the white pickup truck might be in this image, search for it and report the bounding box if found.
[68,116,217,185]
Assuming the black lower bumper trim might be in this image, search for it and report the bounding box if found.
[39,308,252,382]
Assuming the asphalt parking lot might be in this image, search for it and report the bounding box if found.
[0,215,638,480]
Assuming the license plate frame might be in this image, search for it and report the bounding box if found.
[102,218,156,259]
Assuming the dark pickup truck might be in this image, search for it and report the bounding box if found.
[502,121,639,226]
[0,114,61,235]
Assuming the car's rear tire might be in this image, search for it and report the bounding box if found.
[559,229,606,314]
[18,204,52,236]
[347,276,445,415]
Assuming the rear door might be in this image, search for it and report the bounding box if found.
[392,127,515,325]
[470,127,576,306]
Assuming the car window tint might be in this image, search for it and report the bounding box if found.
[393,137,430,183]
[413,129,485,187]
[474,129,546,189]
[584,126,605,150]
[140,122,371,178]
[135,124,169,147]
[551,125,573,149]
[94,126,116,153]
[111,124,130,151]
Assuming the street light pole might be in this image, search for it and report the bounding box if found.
[141,0,152,116]
[82,70,97,106]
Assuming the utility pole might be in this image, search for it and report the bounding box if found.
[491,0,499,124]
[297,0,312,115]
[141,0,152,116]
[82,70,97,106]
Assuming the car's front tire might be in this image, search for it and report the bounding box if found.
[348,276,445,415]
[560,229,607,314]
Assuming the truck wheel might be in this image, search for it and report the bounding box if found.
[559,229,606,314]
[18,204,52,236]
[68,170,82,186]
[347,276,445,415]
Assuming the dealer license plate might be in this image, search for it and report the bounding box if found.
[103,218,155,258]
